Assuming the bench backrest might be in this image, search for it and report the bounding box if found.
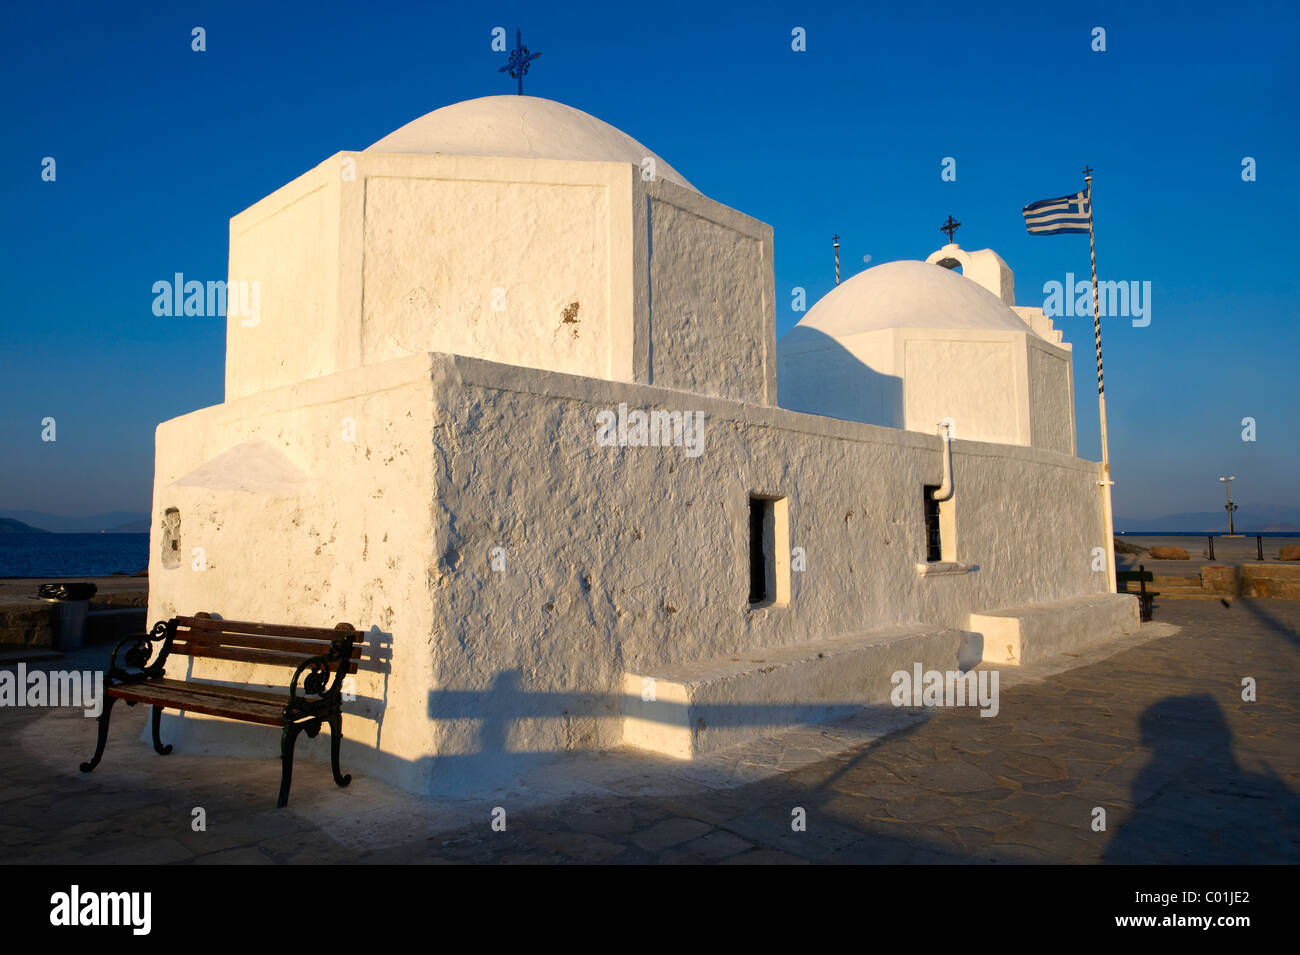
[170,614,361,674]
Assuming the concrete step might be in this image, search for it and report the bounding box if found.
[1149,577,1214,598]
[968,592,1140,666]
[622,624,971,759]
[622,592,1144,760]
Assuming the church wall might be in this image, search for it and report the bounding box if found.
[423,353,1108,779]
[900,332,1029,445]
[223,153,641,402]
[225,159,343,401]
[776,328,901,427]
[147,354,440,794]
[1028,338,1077,456]
[360,175,613,379]
[349,154,639,392]
[638,181,776,405]
[145,350,1107,794]
[222,153,778,414]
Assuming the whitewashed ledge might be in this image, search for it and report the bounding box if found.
[915,562,979,577]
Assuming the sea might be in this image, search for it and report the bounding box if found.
[0,533,149,578]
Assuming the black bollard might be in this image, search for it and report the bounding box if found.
[1258,535,1264,561]
[1208,535,1215,560]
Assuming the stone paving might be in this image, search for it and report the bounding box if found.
[2,599,1297,864]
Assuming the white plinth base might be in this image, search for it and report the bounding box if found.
[622,624,972,759]
[968,592,1140,666]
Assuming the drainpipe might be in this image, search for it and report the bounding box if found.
[932,420,954,502]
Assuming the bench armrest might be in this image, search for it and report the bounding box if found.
[288,654,333,703]
[287,632,356,709]
[108,620,175,683]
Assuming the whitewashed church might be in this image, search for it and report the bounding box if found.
[147,96,1137,793]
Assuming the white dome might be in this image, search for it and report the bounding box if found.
[791,260,1038,339]
[366,96,697,193]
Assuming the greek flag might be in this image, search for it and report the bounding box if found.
[1022,192,1090,235]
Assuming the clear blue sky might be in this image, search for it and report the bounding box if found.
[1,0,1296,523]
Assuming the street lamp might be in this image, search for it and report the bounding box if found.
[1219,476,1239,536]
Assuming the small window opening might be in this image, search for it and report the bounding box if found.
[749,497,769,603]
[748,494,790,607]
[923,486,942,563]
[160,507,182,570]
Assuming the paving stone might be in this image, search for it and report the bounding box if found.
[907,759,1002,793]
[555,810,635,839]
[522,829,627,863]
[659,830,754,863]
[194,846,276,865]
[629,817,713,851]
[78,837,195,865]
[999,752,1069,781]
[943,808,1018,833]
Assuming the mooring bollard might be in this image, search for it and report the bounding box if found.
[1257,535,1264,560]
[1208,535,1215,560]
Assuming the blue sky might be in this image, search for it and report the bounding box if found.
[1,0,1296,523]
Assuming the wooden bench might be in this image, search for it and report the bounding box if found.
[80,613,361,808]
[1116,565,1159,622]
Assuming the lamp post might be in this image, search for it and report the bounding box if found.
[1219,476,1239,536]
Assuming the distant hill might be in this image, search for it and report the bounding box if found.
[0,517,51,534]
[104,518,151,533]
[1116,504,1300,533]
[0,510,150,533]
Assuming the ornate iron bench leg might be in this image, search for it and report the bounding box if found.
[80,695,117,773]
[328,713,351,788]
[278,722,302,808]
[151,705,173,755]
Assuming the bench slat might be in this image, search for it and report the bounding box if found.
[149,677,289,707]
[174,628,363,658]
[170,642,360,672]
[177,616,355,641]
[107,683,284,726]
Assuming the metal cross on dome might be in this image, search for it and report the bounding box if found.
[498,29,542,95]
[940,215,961,244]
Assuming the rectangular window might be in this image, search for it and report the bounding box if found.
[923,485,942,563]
[749,497,769,603]
[748,494,790,607]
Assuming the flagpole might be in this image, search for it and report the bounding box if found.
[1085,166,1117,594]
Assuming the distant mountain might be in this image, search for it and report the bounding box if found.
[104,518,151,533]
[0,517,51,534]
[0,510,150,534]
[1116,504,1300,533]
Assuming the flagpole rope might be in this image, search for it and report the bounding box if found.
[1088,180,1103,396]
[1086,169,1117,594]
